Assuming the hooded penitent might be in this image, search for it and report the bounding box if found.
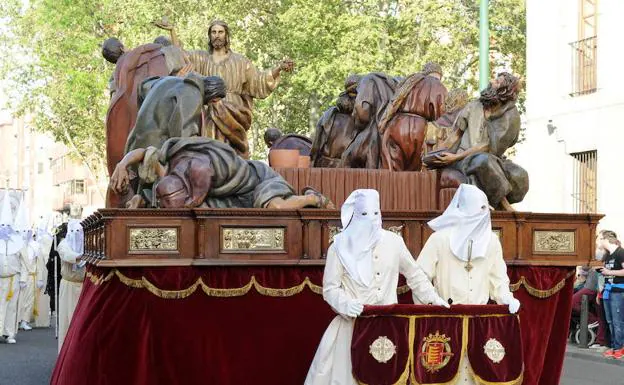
[333,189,383,287]
[427,184,492,262]
[66,219,84,256]
[0,190,24,255]
[13,195,31,243]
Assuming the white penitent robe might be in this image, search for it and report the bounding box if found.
[18,240,46,323]
[414,227,513,385]
[0,249,27,338]
[35,236,53,327]
[305,230,441,385]
[57,239,85,352]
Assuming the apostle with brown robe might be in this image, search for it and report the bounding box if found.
[427,73,529,210]
[110,137,334,210]
[342,73,400,168]
[102,37,190,177]
[311,75,360,168]
[379,62,448,171]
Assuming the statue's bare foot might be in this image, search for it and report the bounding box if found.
[125,194,145,209]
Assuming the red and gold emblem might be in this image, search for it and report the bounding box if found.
[420,331,454,373]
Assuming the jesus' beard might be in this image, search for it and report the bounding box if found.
[211,38,226,50]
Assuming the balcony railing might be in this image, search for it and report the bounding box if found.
[570,36,597,96]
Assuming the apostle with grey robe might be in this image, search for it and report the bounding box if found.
[427,72,528,210]
[110,137,334,210]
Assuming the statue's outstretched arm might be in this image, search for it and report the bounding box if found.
[110,148,147,193]
[153,17,184,48]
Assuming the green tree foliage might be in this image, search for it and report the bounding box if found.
[0,0,525,163]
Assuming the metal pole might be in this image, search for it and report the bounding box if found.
[479,0,490,91]
[579,294,589,348]
[53,231,58,339]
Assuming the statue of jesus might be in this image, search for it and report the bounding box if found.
[157,19,294,114]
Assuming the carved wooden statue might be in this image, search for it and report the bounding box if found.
[424,72,529,210]
[424,88,470,155]
[265,128,313,156]
[311,75,360,167]
[156,19,294,115]
[342,72,400,168]
[110,137,335,210]
[379,62,448,171]
[102,36,190,177]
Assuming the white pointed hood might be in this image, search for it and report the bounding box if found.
[14,195,31,242]
[334,189,383,287]
[427,184,492,262]
[0,190,24,255]
[66,219,84,255]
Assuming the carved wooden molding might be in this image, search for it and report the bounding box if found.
[221,227,285,252]
[533,230,576,254]
[129,227,179,252]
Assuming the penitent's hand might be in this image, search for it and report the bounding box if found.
[110,163,129,194]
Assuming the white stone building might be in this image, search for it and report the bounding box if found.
[516,0,624,237]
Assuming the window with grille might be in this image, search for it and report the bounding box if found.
[570,0,598,96]
[571,150,597,213]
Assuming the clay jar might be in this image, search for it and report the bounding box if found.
[297,155,311,168]
[269,149,300,168]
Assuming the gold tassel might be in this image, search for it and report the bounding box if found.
[6,275,14,301]
[32,274,39,318]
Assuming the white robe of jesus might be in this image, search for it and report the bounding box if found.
[305,230,441,385]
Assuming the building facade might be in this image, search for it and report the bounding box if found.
[516,0,624,237]
[0,112,105,225]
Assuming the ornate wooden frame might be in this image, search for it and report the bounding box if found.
[82,209,601,268]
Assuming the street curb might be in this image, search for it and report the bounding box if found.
[565,349,624,367]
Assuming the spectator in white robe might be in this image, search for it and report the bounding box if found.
[415,183,521,384]
[305,189,448,385]
[56,219,86,352]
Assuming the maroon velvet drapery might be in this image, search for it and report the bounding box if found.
[353,305,522,385]
[51,266,573,385]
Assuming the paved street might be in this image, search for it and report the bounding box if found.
[0,327,57,385]
[1,331,623,385]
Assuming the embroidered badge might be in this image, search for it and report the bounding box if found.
[369,336,397,363]
[421,331,454,373]
[483,338,506,363]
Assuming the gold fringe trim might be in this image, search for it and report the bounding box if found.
[398,271,575,299]
[86,270,574,300]
[87,269,323,299]
[508,271,575,299]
